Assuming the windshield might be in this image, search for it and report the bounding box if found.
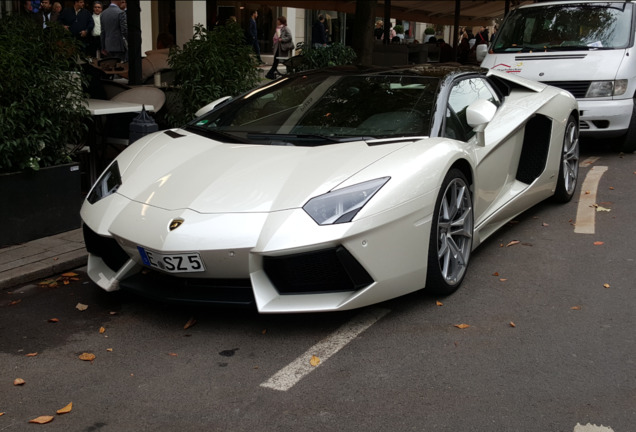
[187,72,439,146]
[492,2,633,52]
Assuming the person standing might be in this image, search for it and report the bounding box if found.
[248,10,264,65]
[33,0,58,28]
[265,16,293,80]
[89,1,103,57]
[59,0,94,53]
[312,14,327,48]
[100,0,127,62]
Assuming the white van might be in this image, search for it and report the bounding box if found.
[478,1,636,152]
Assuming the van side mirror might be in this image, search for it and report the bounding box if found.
[476,44,488,63]
[467,99,497,146]
[195,96,232,118]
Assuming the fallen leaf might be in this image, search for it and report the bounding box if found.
[499,278,508,282]
[13,378,25,386]
[542,222,549,227]
[593,241,604,246]
[0,412,4,416]
[492,272,499,276]
[29,416,54,424]
[99,327,105,334]
[506,240,520,247]
[585,190,590,194]
[106,348,113,352]
[168,352,178,357]
[571,306,581,310]
[25,352,38,357]
[310,355,320,366]
[509,322,516,328]
[56,402,72,415]
[78,353,96,361]
[61,272,78,277]
[38,279,58,287]
[436,300,443,306]
[63,280,70,285]
[183,317,197,330]
[603,283,611,289]
[609,187,615,190]
[48,318,59,323]
[454,324,470,329]
[8,299,21,306]
[261,329,267,335]
[75,303,88,311]
[109,311,117,315]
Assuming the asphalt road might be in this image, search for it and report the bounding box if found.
[1,140,634,432]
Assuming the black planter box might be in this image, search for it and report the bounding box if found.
[0,163,82,247]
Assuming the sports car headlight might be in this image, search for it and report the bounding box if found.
[585,80,628,98]
[303,177,390,225]
[87,161,122,204]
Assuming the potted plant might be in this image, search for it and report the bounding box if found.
[0,14,89,246]
[394,24,405,40]
[164,22,260,126]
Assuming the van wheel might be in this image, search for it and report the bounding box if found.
[617,103,636,153]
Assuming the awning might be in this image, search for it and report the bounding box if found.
[260,1,533,25]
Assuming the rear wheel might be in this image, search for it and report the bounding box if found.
[552,114,579,203]
[426,169,473,295]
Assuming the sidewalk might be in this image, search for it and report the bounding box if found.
[0,229,87,289]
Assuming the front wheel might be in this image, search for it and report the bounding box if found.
[552,114,580,203]
[426,169,473,296]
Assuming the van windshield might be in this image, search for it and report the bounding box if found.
[492,2,633,52]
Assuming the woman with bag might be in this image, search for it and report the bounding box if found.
[265,16,293,80]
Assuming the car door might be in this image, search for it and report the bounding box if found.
[443,76,523,230]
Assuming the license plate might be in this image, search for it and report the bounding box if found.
[137,247,205,273]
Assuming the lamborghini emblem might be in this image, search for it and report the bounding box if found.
[169,218,184,231]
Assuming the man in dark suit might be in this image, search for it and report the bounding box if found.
[100,0,128,62]
[59,0,93,52]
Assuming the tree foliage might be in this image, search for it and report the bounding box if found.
[166,23,260,126]
[0,15,89,172]
[294,43,357,72]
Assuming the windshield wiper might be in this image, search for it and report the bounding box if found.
[246,133,374,146]
[184,125,244,143]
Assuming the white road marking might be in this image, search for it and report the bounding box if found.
[574,423,615,431]
[260,307,390,392]
[574,165,608,234]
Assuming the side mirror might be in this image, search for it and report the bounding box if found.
[466,99,497,146]
[476,44,488,63]
[195,96,232,118]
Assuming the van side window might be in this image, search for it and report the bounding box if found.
[444,78,499,141]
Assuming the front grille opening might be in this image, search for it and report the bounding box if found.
[264,246,374,295]
[120,271,255,306]
[591,120,610,129]
[83,224,130,272]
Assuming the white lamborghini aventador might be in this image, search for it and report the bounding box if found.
[81,64,579,313]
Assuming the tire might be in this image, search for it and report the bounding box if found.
[552,114,580,203]
[426,169,473,296]
[617,102,636,153]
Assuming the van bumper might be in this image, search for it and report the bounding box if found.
[578,98,634,137]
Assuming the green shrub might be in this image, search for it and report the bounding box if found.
[294,42,357,72]
[166,23,260,126]
[424,27,436,35]
[0,14,89,173]
[394,25,404,34]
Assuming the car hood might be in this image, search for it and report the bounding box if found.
[116,130,406,213]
